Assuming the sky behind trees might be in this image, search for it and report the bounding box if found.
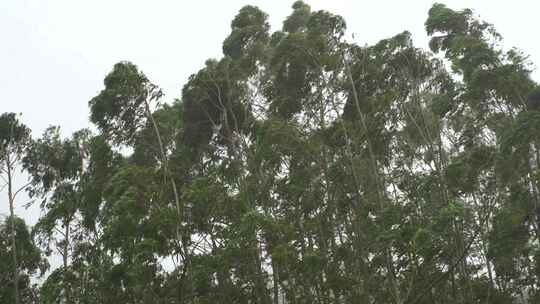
[2,0,539,147]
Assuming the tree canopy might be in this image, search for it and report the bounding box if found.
[3,2,540,303]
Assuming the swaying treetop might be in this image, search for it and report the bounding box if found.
[89,62,163,145]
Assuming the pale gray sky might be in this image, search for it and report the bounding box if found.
[1,0,540,225]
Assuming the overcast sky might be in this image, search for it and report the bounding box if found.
[1,0,540,225]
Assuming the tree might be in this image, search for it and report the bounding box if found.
[0,112,33,304]
[24,127,94,303]
[90,61,183,251]
[0,216,47,304]
[7,2,540,303]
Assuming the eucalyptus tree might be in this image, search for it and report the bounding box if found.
[24,127,95,303]
[17,2,540,303]
[89,61,182,233]
[180,2,451,303]
[0,112,33,304]
[426,3,540,301]
[89,62,184,257]
[88,62,191,301]
[181,5,273,302]
[0,216,47,304]
[180,2,540,303]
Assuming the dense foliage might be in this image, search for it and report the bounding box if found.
[3,2,540,303]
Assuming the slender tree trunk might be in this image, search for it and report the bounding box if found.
[143,98,191,299]
[272,259,279,304]
[143,98,185,253]
[345,56,403,304]
[64,219,71,304]
[6,155,20,304]
[254,243,271,304]
[143,99,181,221]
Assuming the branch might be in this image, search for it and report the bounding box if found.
[13,181,32,200]
[21,200,35,209]
[54,227,67,238]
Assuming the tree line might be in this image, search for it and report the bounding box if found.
[2,2,540,303]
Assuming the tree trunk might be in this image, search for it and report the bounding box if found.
[6,155,20,304]
[272,259,279,304]
[64,220,71,304]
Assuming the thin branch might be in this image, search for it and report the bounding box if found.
[13,181,32,200]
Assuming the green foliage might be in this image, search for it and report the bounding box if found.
[89,62,162,145]
[0,112,31,156]
[10,2,540,303]
[0,217,47,304]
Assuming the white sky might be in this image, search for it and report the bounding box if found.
[1,0,540,226]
